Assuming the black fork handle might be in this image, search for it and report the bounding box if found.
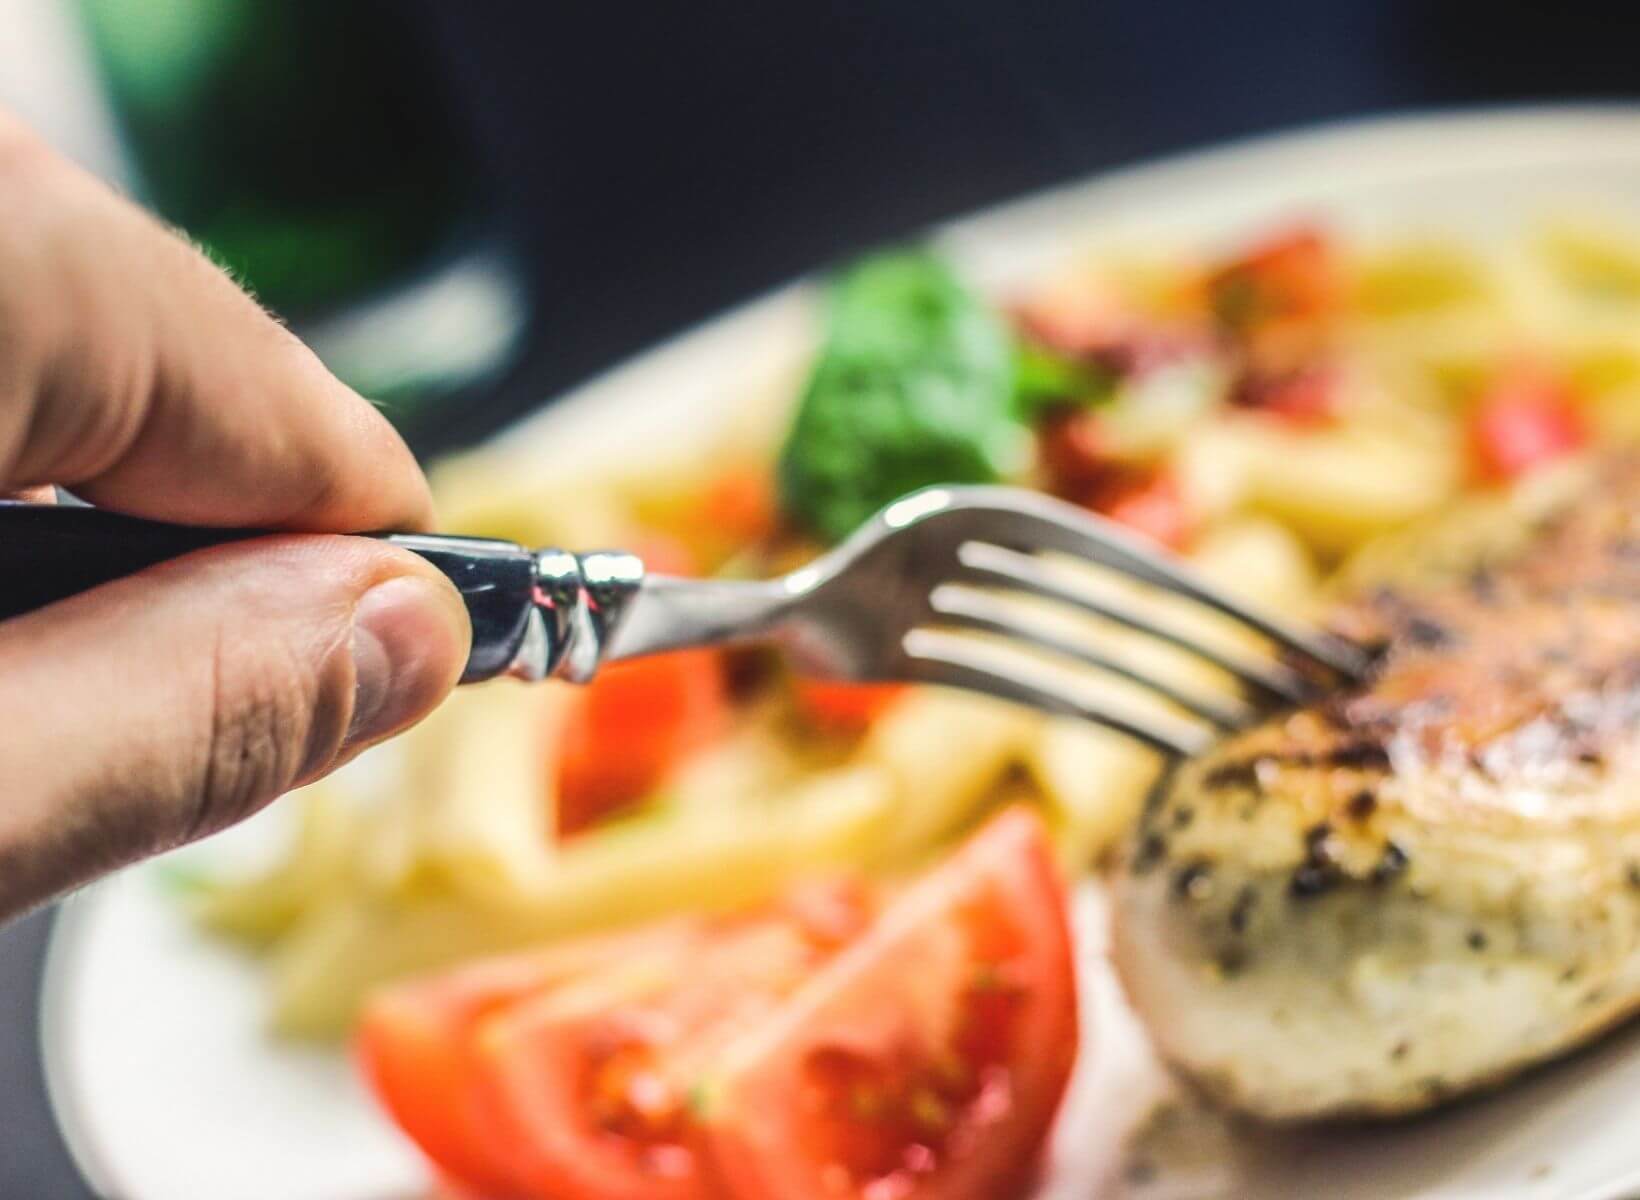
[0,502,540,683]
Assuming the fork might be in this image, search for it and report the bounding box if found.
[0,487,1366,756]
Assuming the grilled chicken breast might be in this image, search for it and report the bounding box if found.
[1113,454,1640,1119]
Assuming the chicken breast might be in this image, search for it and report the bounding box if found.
[1113,454,1640,1119]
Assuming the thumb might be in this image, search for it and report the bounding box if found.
[0,536,470,917]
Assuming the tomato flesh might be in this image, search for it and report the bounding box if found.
[704,808,1078,1200]
[473,886,875,1200]
[362,817,1075,1200]
[358,925,698,1199]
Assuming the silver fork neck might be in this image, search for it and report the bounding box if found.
[508,549,646,683]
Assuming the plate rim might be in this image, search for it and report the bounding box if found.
[41,100,1640,1200]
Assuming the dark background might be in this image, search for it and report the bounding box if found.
[3,2,1636,1194]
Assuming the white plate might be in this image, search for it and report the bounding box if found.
[42,106,1640,1200]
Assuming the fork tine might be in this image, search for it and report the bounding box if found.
[947,489,1369,680]
[928,586,1255,730]
[951,541,1312,703]
[901,629,1214,758]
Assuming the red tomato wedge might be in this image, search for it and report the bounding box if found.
[555,648,729,834]
[470,883,876,1200]
[361,818,1075,1200]
[358,923,701,1199]
[1468,369,1588,483]
[793,678,910,732]
[703,809,1078,1200]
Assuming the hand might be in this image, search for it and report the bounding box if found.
[0,113,472,919]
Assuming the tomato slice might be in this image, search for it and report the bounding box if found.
[703,809,1078,1200]
[793,678,910,732]
[471,883,876,1200]
[555,648,729,835]
[1468,368,1588,483]
[358,923,700,1199]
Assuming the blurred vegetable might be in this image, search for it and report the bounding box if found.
[1036,411,1196,549]
[1035,408,1110,495]
[1095,466,1195,550]
[1208,225,1341,335]
[1229,366,1339,427]
[1012,342,1114,420]
[792,678,909,733]
[558,534,727,835]
[1468,368,1588,483]
[779,252,1025,543]
[557,650,730,836]
[698,467,779,548]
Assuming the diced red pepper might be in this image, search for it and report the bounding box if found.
[792,678,908,732]
[1208,224,1341,334]
[1230,365,1338,427]
[1036,411,1195,550]
[699,467,778,547]
[632,533,700,578]
[1092,467,1195,551]
[1468,369,1588,484]
[1036,408,1109,495]
[1013,293,1123,359]
[555,649,730,835]
[555,533,728,835]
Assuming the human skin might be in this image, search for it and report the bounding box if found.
[0,109,472,919]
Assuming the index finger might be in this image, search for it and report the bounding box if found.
[0,111,435,534]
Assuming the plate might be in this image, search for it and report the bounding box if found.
[42,106,1640,1200]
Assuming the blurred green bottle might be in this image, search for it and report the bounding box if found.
[79,0,525,426]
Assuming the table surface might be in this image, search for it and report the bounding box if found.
[4,1,1636,1193]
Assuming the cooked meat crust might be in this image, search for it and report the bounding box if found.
[1113,454,1640,1119]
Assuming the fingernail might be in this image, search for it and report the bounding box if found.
[346,575,467,751]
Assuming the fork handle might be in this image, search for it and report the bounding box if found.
[0,502,541,683]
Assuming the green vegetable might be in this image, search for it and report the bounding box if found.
[778,251,1027,543]
[1013,341,1115,420]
